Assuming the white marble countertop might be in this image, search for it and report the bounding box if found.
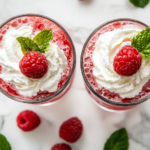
[0,0,150,150]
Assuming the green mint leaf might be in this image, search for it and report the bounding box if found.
[17,37,40,54]
[0,134,11,150]
[39,43,50,53]
[131,27,150,59]
[33,29,53,52]
[129,0,149,8]
[141,49,150,59]
[104,128,129,150]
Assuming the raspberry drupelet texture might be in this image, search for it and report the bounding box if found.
[113,45,142,76]
[16,110,41,131]
[59,117,83,143]
[19,51,48,79]
[51,143,71,150]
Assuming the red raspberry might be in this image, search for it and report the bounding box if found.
[17,110,41,132]
[19,51,48,79]
[51,143,71,150]
[113,45,142,76]
[59,117,83,143]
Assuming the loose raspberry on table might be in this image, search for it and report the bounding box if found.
[16,110,41,132]
[113,45,142,76]
[19,51,48,79]
[51,143,71,150]
[59,117,83,143]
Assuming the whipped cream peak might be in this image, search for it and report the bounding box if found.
[93,25,150,98]
[0,26,67,97]
[3,26,33,62]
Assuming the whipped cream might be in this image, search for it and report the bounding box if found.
[0,26,67,97]
[93,25,150,98]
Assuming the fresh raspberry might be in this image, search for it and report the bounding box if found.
[113,45,142,76]
[59,117,83,143]
[17,110,41,132]
[19,51,48,79]
[51,143,71,150]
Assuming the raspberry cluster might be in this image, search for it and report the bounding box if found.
[17,110,83,150]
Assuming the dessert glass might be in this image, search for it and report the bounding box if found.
[0,14,76,105]
[81,18,150,112]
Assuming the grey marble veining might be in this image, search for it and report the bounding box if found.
[129,112,150,150]
[0,0,150,150]
[0,116,4,132]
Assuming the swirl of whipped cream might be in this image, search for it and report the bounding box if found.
[93,25,150,98]
[0,26,67,97]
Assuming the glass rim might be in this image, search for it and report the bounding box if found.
[0,13,76,104]
[80,18,150,107]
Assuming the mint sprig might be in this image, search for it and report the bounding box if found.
[104,128,129,150]
[0,134,11,150]
[33,29,53,52]
[131,27,150,59]
[129,0,149,8]
[17,29,53,55]
[17,37,40,54]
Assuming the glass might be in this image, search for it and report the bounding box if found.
[0,14,76,105]
[81,18,150,112]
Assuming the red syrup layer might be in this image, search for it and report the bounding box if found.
[0,16,73,101]
[83,20,150,103]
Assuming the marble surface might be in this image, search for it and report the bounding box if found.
[0,0,150,150]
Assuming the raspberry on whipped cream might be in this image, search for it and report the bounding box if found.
[113,45,142,76]
[0,26,67,97]
[0,15,75,103]
[92,24,150,98]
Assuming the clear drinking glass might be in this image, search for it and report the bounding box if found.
[81,18,150,112]
[0,14,76,105]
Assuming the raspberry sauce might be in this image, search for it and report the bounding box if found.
[0,16,74,101]
[83,20,150,106]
